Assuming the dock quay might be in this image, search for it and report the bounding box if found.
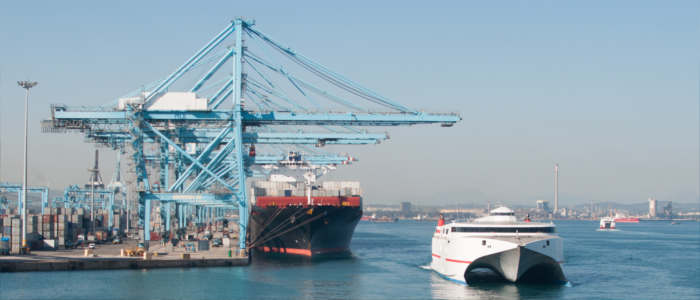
[0,240,248,273]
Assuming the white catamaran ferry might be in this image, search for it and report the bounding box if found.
[431,207,567,284]
[598,216,616,231]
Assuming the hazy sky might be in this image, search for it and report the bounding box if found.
[0,1,698,206]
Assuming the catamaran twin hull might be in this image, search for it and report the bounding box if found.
[431,206,566,285]
[432,233,566,284]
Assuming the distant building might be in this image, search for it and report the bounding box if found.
[663,201,672,218]
[648,197,657,218]
[400,202,412,216]
[560,208,568,217]
[536,200,550,212]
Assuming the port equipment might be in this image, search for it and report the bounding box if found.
[52,150,126,231]
[60,185,121,229]
[0,196,7,213]
[106,151,129,231]
[0,182,50,214]
[86,149,105,234]
[123,246,145,257]
[42,18,461,252]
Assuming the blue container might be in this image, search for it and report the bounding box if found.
[0,238,9,254]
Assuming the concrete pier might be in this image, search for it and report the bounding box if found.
[0,256,248,272]
[0,241,249,273]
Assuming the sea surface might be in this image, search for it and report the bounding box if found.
[1,220,698,300]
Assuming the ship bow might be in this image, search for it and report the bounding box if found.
[465,246,566,284]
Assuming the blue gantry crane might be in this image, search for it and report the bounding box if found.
[42,18,460,252]
[60,185,121,228]
[0,182,50,215]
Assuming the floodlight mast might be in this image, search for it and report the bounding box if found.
[17,80,37,250]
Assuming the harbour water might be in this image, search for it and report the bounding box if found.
[1,220,698,299]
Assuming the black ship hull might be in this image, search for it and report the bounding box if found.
[248,204,362,258]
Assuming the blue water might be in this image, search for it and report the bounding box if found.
[1,220,698,299]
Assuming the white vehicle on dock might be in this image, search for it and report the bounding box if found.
[431,206,566,284]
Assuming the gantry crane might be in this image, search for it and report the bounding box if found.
[0,183,49,215]
[42,18,461,252]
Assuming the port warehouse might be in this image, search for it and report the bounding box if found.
[0,18,459,259]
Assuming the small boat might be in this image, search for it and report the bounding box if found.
[431,206,566,284]
[361,214,397,222]
[370,216,398,223]
[598,216,616,230]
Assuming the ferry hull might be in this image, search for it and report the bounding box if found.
[465,245,566,283]
[431,235,566,284]
[249,204,362,258]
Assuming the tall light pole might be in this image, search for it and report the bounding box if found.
[17,80,37,250]
[554,163,559,218]
[1,73,3,183]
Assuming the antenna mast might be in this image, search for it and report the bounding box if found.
[554,163,559,217]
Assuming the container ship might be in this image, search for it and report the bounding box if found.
[247,176,362,258]
[614,217,640,223]
[614,213,640,223]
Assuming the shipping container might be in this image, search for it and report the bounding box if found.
[197,240,209,251]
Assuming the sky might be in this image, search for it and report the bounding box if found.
[0,0,698,207]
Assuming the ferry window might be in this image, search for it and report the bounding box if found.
[546,240,550,246]
[452,227,555,233]
[482,240,486,246]
[492,212,515,216]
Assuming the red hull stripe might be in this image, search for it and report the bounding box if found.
[432,253,441,258]
[257,246,348,256]
[445,258,472,264]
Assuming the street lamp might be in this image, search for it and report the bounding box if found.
[17,80,37,250]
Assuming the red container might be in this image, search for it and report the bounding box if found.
[149,232,161,241]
